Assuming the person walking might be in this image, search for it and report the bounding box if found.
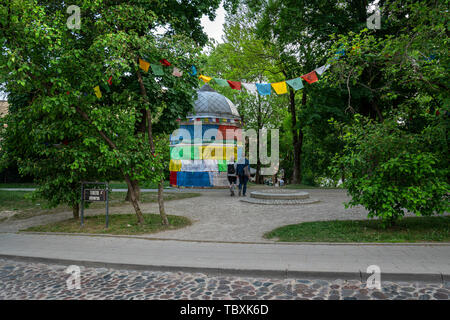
[236,156,250,197]
[227,157,237,196]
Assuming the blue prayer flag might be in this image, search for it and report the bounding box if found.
[255,83,271,96]
[190,65,197,76]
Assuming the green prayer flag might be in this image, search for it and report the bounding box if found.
[213,78,229,87]
[150,64,164,76]
[286,77,304,91]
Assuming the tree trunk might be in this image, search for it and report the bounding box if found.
[255,128,263,184]
[256,160,262,184]
[134,56,154,226]
[72,203,79,220]
[255,98,263,184]
[158,178,169,225]
[124,174,145,225]
[371,99,383,122]
[289,87,302,184]
[125,179,140,201]
[74,107,145,224]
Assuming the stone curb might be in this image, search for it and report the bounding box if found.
[0,254,447,284]
[15,231,450,247]
[239,198,320,205]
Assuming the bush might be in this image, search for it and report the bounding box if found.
[333,116,449,227]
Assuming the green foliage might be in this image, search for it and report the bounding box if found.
[204,7,285,131]
[203,6,286,182]
[0,0,229,220]
[333,116,449,226]
[327,0,449,225]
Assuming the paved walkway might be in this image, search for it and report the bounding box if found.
[0,233,448,282]
[0,189,371,242]
[0,189,448,283]
[1,259,448,300]
[145,189,371,242]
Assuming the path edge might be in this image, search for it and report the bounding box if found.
[0,253,446,284]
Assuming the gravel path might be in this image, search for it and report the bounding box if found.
[0,189,370,242]
[4,188,444,243]
[0,259,448,300]
[147,189,369,242]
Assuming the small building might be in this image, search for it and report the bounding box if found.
[169,84,243,188]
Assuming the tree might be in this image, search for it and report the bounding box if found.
[0,0,236,224]
[204,8,284,182]
[0,91,116,219]
[333,116,449,226]
[243,0,378,184]
[329,0,449,225]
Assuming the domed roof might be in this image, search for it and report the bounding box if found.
[189,84,240,118]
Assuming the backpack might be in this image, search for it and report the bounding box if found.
[227,163,236,175]
[243,165,250,178]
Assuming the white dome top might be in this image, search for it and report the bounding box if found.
[189,84,239,118]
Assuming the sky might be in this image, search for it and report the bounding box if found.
[200,3,226,44]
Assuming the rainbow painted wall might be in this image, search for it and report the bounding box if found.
[169,117,243,188]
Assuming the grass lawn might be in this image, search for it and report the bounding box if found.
[23,213,191,235]
[264,216,450,243]
[0,190,200,221]
[0,191,67,220]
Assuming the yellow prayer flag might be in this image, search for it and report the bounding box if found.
[271,81,288,95]
[93,86,102,98]
[199,74,212,83]
[139,58,150,72]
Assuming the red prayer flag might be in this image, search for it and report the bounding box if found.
[107,76,112,85]
[227,80,241,90]
[300,71,319,84]
[159,59,171,66]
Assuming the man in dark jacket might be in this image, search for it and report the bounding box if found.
[236,156,250,196]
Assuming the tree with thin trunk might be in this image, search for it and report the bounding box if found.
[0,0,229,224]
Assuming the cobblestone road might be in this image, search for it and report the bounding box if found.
[0,259,448,300]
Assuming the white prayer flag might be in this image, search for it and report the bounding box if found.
[242,83,258,95]
[315,64,331,76]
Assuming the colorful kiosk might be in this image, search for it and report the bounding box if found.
[169,84,243,187]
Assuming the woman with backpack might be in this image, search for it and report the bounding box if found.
[227,157,237,196]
